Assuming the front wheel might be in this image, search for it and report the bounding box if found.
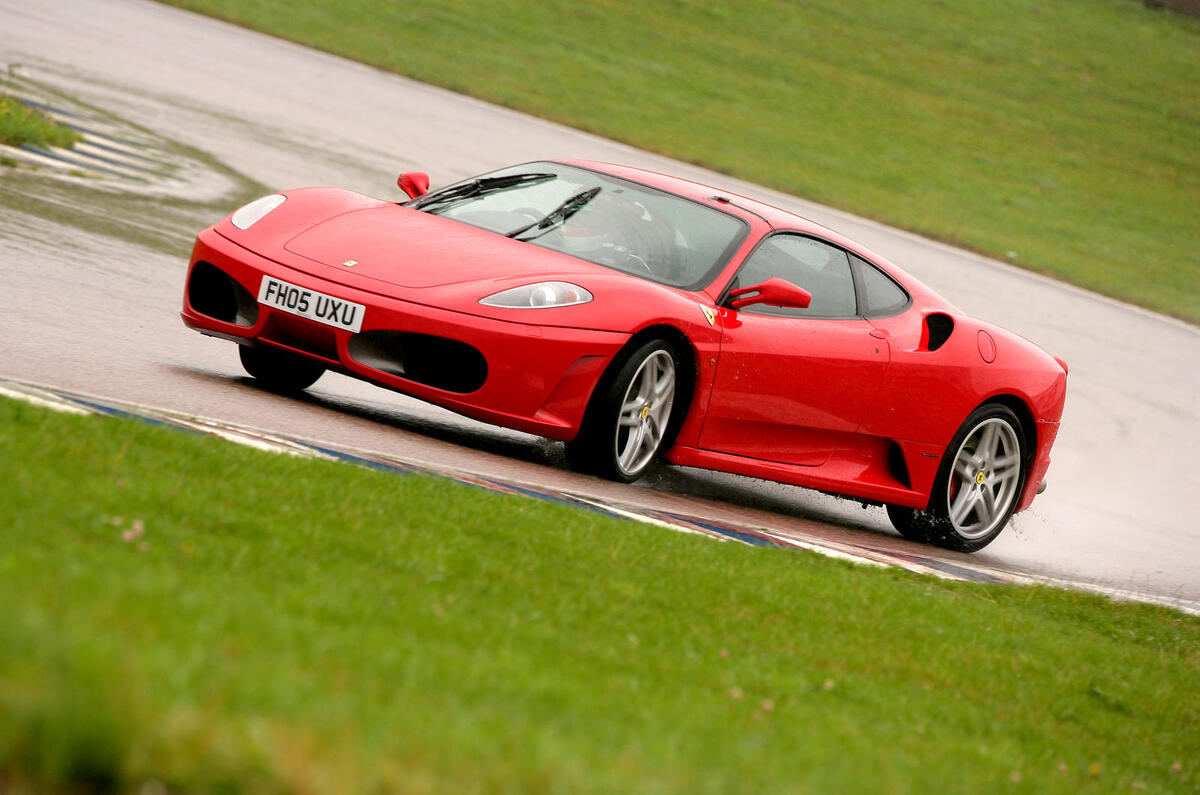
[238,344,325,392]
[888,404,1027,553]
[565,339,679,483]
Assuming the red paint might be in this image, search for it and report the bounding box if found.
[728,277,812,310]
[397,171,430,198]
[978,330,997,363]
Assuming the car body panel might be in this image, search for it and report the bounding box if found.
[185,227,630,439]
[698,313,890,467]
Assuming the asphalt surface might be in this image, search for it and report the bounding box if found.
[3,0,1198,608]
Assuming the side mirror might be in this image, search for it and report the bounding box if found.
[397,172,430,199]
[728,277,812,310]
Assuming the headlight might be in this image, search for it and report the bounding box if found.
[230,194,286,230]
[479,282,592,309]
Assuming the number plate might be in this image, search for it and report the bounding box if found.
[257,276,364,333]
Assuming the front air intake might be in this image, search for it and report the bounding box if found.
[187,261,258,327]
[348,331,487,393]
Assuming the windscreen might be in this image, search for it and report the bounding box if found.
[410,162,748,290]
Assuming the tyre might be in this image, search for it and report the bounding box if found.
[565,339,681,482]
[887,404,1027,553]
[238,344,325,392]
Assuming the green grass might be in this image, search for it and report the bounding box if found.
[158,0,1200,323]
[1,396,1198,793]
[0,94,81,149]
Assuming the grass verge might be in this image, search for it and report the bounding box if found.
[0,94,81,150]
[158,0,1199,323]
[1,396,1198,792]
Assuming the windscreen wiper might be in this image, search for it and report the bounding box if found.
[506,186,602,241]
[409,172,557,212]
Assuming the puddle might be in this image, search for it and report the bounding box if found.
[0,67,266,256]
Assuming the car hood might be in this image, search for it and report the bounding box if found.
[215,194,716,333]
[282,204,595,290]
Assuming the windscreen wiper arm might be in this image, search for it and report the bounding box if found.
[409,172,557,211]
[506,186,602,241]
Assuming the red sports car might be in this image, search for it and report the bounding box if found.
[182,161,1067,551]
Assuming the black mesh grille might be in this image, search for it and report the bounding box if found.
[188,261,258,327]
[926,313,954,352]
[348,330,487,393]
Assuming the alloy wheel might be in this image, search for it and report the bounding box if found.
[613,349,676,477]
[946,417,1022,539]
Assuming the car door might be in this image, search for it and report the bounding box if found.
[698,233,890,467]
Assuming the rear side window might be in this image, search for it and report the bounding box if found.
[853,255,909,317]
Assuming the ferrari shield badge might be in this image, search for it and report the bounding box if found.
[699,305,716,326]
[341,259,358,267]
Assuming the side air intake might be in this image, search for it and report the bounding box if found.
[925,313,954,352]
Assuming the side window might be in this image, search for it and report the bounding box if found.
[731,234,856,318]
[853,255,909,317]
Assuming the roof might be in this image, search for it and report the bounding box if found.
[562,159,948,310]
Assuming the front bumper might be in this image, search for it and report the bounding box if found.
[181,227,630,440]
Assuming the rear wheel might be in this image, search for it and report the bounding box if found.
[566,339,679,483]
[238,344,325,392]
[887,404,1026,552]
